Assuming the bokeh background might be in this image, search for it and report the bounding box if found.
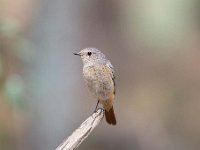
[0,0,200,150]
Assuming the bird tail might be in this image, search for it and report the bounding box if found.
[105,106,116,125]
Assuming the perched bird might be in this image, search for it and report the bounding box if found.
[74,48,116,125]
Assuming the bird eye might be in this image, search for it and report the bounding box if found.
[87,52,92,56]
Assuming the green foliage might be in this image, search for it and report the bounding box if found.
[4,74,24,108]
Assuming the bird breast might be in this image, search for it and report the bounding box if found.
[83,65,114,100]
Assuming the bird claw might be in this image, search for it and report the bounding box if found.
[94,107,105,113]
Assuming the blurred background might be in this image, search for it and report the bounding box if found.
[0,0,200,150]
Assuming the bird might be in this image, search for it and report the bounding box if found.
[74,48,116,125]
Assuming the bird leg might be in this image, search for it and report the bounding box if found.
[94,100,100,112]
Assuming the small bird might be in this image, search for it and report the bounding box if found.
[74,48,116,125]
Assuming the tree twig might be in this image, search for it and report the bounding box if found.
[56,109,104,150]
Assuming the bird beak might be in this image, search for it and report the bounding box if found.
[73,52,81,56]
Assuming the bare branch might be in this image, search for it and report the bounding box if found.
[56,109,104,150]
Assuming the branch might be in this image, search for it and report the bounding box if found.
[56,109,104,150]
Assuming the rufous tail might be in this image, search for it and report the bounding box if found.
[105,106,116,125]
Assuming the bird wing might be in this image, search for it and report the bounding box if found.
[106,61,116,95]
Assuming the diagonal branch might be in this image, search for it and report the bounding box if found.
[56,109,104,150]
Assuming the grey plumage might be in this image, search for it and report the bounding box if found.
[74,48,116,125]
